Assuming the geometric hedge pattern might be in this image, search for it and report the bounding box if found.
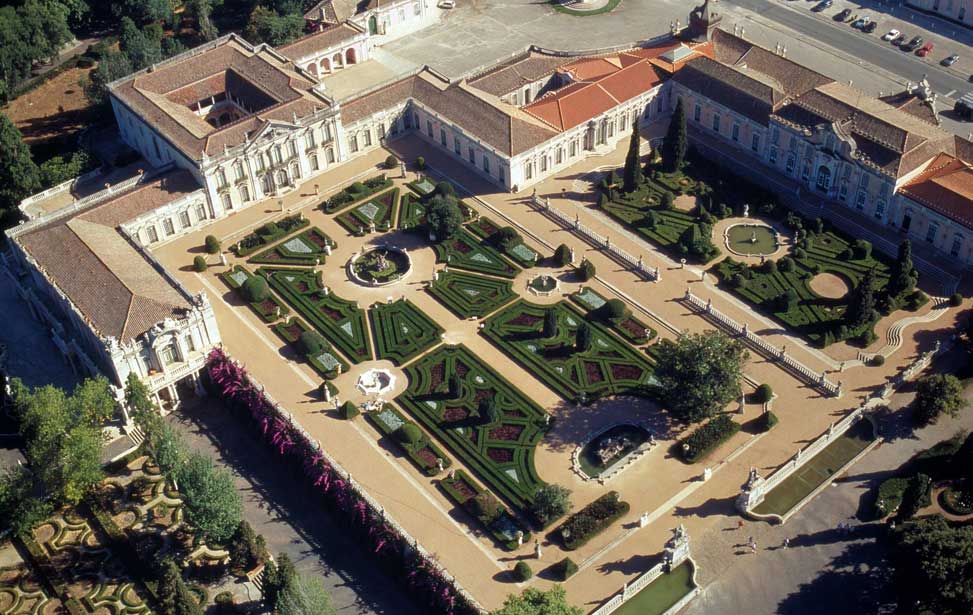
[433,229,520,279]
[370,298,444,365]
[427,270,517,319]
[483,300,657,401]
[396,344,547,512]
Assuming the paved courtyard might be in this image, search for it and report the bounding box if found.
[150,127,961,611]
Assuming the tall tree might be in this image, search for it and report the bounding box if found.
[277,572,337,615]
[19,0,73,64]
[176,451,242,542]
[0,112,40,226]
[661,98,688,172]
[888,239,918,300]
[844,268,878,331]
[69,377,116,426]
[244,5,305,46]
[187,0,220,41]
[491,586,583,615]
[655,331,746,422]
[111,0,175,26]
[914,374,967,426]
[83,50,133,105]
[425,194,463,241]
[119,16,161,70]
[158,560,204,615]
[892,515,973,615]
[622,121,642,193]
[263,553,298,611]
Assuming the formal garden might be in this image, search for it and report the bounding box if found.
[247,226,335,266]
[335,187,400,235]
[427,270,518,318]
[482,300,657,402]
[370,298,444,365]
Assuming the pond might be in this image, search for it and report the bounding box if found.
[613,561,695,615]
[527,274,558,294]
[579,424,651,478]
[726,223,779,256]
[350,247,411,286]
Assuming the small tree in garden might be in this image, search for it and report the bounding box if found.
[478,397,501,425]
[492,586,582,615]
[158,559,203,615]
[385,154,398,169]
[661,98,688,172]
[577,259,596,281]
[655,331,747,423]
[554,243,572,266]
[277,571,336,615]
[513,561,533,582]
[844,268,878,331]
[448,373,462,398]
[204,235,220,254]
[754,383,773,403]
[415,156,426,171]
[229,520,266,572]
[530,483,571,526]
[890,514,973,614]
[176,452,243,542]
[472,491,502,523]
[543,309,558,338]
[193,255,207,272]
[888,240,919,301]
[914,374,967,425]
[600,298,628,322]
[395,422,425,447]
[262,553,297,612]
[622,121,642,193]
[434,180,455,197]
[661,191,675,210]
[426,194,462,241]
[496,226,521,250]
[243,275,270,303]
[299,330,327,357]
[576,322,592,352]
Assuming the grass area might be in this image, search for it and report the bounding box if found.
[231,214,309,257]
[726,224,778,255]
[219,265,289,323]
[396,345,548,513]
[482,300,657,401]
[370,298,443,365]
[335,188,399,235]
[248,226,335,266]
[569,286,657,344]
[427,270,518,319]
[714,229,891,346]
[613,561,695,615]
[433,229,521,279]
[260,267,372,363]
[753,418,875,517]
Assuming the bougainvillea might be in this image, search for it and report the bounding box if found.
[205,349,477,615]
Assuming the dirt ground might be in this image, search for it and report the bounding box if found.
[2,66,95,145]
[809,272,851,300]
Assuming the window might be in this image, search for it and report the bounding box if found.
[454,136,461,155]
[540,156,548,173]
[363,130,372,147]
[161,218,174,236]
[324,123,333,141]
[926,223,939,243]
[221,193,233,211]
[179,211,191,229]
[147,226,159,243]
[241,185,251,203]
[498,166,505,183]
[440,127,447,146]
[859,173,870,189]
[350,134,359,153]
[815,166,832,192]
[960,7,966,20]
[306,130,316,148]
[288,141,297,158]
[838,183,848,201]
[413,1,420,14]
[326,147,335,163]
[273,146,282,164]
[483,156,490,174]
[556,147,563,164]
[751,134,760,152]
[525,161,533,180]
[855,190,866,210]
[607,121,614,138]
[217,168,227,188]
[951,235,963,256]
[875,200,886,220]
[255,154,265,171]
[468,147,475,164]
[771,127,780,145]
[310,154,319,171]
[195,203,207,221]
[769,146,777,164]
[731,124,739,142]
[234,161,245,180]
[620,114,627,131]
[693,104,701,122]
[426,120,433,137]
[569,140,577,157]
[712,113,720,132]
[159,344,178,366]
[184,334,195,353]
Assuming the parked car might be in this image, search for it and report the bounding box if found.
[834,8,852,20]
[902,36,923,51]
[917,42,935,57]
[892,33,906,46]
[954,92,973,121]
[942,54,960,66]
[852,16,872,29]
[438,0,455,7]
[863,21,878,33]
[882,29,901,41]
[812,0,833,11]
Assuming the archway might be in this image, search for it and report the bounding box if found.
[277,169,289,188]
[321,57,331,73]
[307,63,318,77]
[345,48,357,65]
[332,52,343,69]
[815,165,832,192]
[368,14,378,35]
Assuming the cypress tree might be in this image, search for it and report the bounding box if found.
[158,560,203,615]
[622,122,642,193]
[661,98,688,172]
[845,269,878,330]
[576,322,592,352]
[0,113,40,223]
[543,309,558,338]
[888,240,918,300]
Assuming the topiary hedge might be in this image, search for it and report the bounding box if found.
[513,561,532,582]
[873,477,910,519]
[549,557,578,581]
[556,491,630,550]
[680,415,740,463]
[193,255,208,272]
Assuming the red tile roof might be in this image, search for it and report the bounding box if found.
[900,153,973,229]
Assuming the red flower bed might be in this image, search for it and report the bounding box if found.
[488,425,524,441]
[486,448,513,463]
[414,447,438,468]
[478,220,499,236]
[428,363,445,393]
[584,361,604,383]
[296,281,310,293]
[451,240,473,254]
[451,478,477,500]
[283,323,302,341]
[620,319,646,339]
[443,407,469,422]
[319,305,342,320]
[611,364,644,381]
[307,231,329,248]
[509,314,542,327]
[262,251,283,261]
[257,299,277,314]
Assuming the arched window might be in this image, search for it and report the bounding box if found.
[325,147,335,163]
[815,165,832,192]
[345,48,357,65]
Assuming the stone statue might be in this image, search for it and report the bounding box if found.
[743,203,749,218]
[516,530,524,546]
[639,511,649,528]
[534,540,542,559]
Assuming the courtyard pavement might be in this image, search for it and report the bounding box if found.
[150,130,963,611]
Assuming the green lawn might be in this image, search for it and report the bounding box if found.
[613,561,695,615]
[753,418,875,517]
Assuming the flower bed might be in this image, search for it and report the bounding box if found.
[231,214,309,257]
[482,300,657,401]
[396,345,548,513]
[248,227,335,266]
[432,229,520,279]
[370,298,444,365]
[272,317,348,378]
[569,287,657,344]
[427,270,517,319]
[556,491,630,550]
[439,469,532,551]
[398,192,427,230]
[219,266,289,323]
[321,175,393,214]
[466,216,538,268]
[260,267,372,362]
[679,415,740,464]
[205,350,479,615]
[335,188,400,235]
[366,403,452,477]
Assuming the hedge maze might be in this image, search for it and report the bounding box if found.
[427,270,517,319]
[398,192,426,230]
[370,298,444,365]
[335,188,400,235]
[248,227,335,266]
[396,345,548,512]
[273,317,348,377]
[260,267,373,363]
[433,229,521,279]
[483,300,657,401]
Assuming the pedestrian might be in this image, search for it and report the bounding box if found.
[783,538,790,549]
[737,520,744,530]
[750,541,757,553]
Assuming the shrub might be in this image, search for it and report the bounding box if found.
[496,226,521,250]
[557,491,629,550]
[949,293,963,307]
[214,591,235,612]
[731,273,748,289]
[899,473,932,518]
[340,401,359,420]
[873,477,909,519]
[852,239,872,260]
[577,259,596,281]
[778,256,795,272]
[471,492,502,524]
[260,221,281,237]
[904,290,929,311]
[857,328,878,347]
[204,235,221,254]
[869,354,885,366]
[415,156,425,171]
[395,422,424,446]
[644,210,658,229]
[680,415,740,463]
[513,561,533,582]
[754,383,773,403]
[598,192,609,208]
[793,247,807,259]
[575,322,592,352]
[243,276,270,303]
[661,191,675,209]
[554,244,572,266]
[543,309,558,338]
[448,374,462,398]
[760,411,778,432]
[228,521,266,573]
[550,557,578,581]
[193,256,208,272]
[385,154,398,169]
[762,259,777,274]
[434,181,455,197]
[298,330,327,357]
[348,181,367,195]
[530,484,571,527]
[777,288,798,311]
[598,298,629,323]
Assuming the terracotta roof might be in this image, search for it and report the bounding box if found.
[277,23,363,61]
[16,171,198,342]
[467,52,577,97]
[304,0,358,22]
[879,90,940,126]
[110,36,331,161]
[900,153,973,229]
